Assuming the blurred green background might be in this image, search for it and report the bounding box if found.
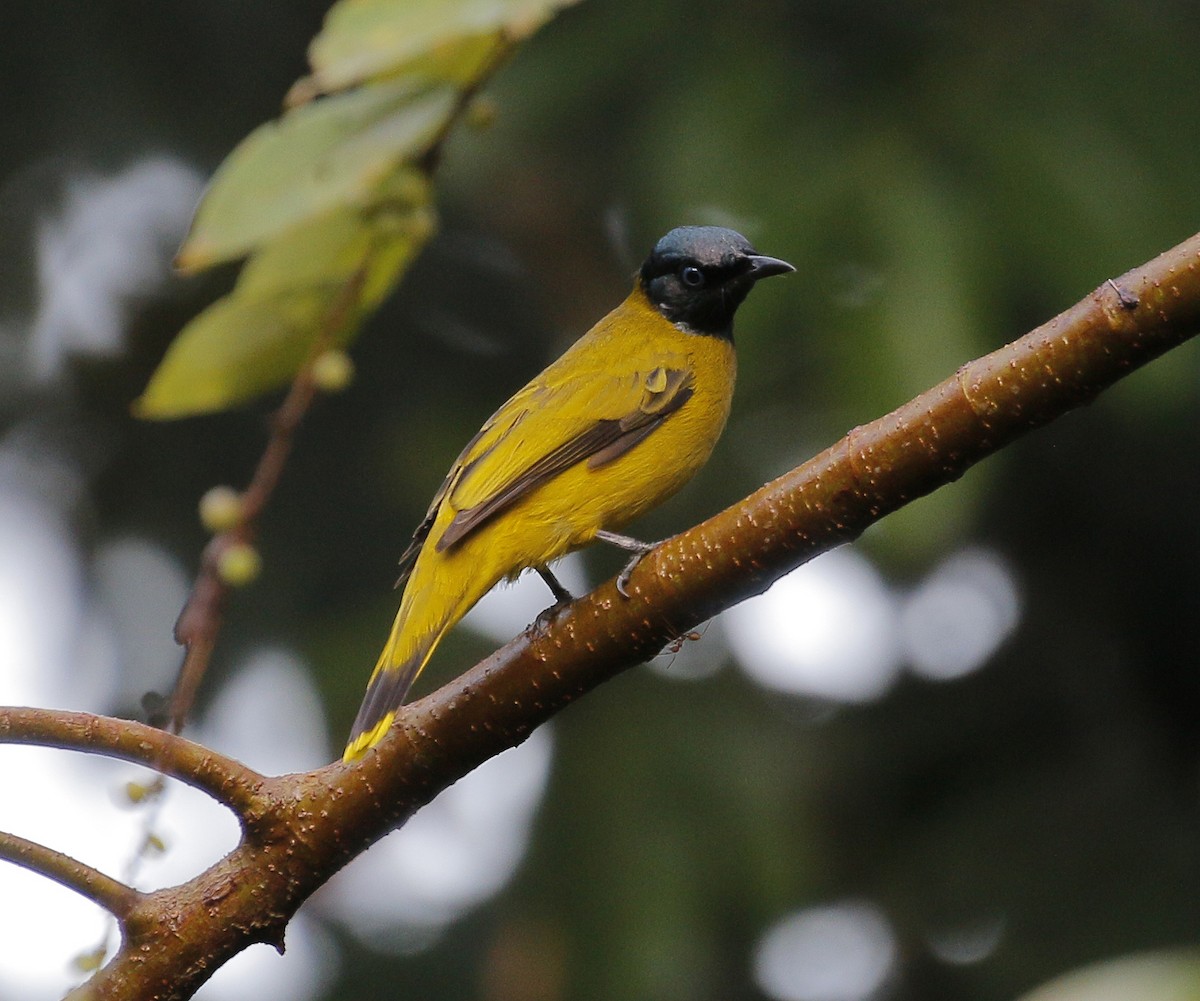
[2,1,1200,999]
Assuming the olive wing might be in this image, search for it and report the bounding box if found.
[435,364,694,552]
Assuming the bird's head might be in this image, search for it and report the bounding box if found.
[639,226,793,337]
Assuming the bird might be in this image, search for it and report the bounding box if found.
[344,225,793,761]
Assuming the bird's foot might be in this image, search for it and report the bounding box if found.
[532,597,572,633]
[615,553,649,597]
[595,530,658,598]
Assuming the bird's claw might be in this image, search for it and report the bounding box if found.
[532,596,571,634]
[615,551,648,598]
[530,566,575,633]
[594,530,658,599]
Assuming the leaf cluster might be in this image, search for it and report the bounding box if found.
[136,0,578,419]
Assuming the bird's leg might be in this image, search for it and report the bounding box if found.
[536,565,574,604]
[533,565,575,631]
[594,530,658,598]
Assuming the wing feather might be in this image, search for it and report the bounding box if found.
[393,406,525,588]
[435,364,693,552]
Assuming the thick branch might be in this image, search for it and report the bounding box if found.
[0,830,141,922]
[371,230,1200,779]
[68,231,1200,999]
[0,708,268,821]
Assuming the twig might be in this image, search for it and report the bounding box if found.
[0,707,268,820]
[167,363,320,733]
[0,830,142,922]
[166,268,361,733]
[416,32,515,176]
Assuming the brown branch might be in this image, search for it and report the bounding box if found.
[167,360,321,733]
[167,264,365,732]
[0,707,269,822]
[0,830,142,922]
[70,231,1200,1000]
[415,32,515,175]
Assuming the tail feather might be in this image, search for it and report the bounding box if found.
[343,629,440,762]
[345,535,498,762]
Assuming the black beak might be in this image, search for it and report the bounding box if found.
[744,254,795,280]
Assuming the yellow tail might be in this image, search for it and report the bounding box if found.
[343,620,448,762]
[345,509,519,761]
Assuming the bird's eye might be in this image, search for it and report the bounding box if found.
[680,265,705,288]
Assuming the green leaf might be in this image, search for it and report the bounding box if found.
[176,79,452,272]
[235,171,432,302]
[152,0,581,416]
[137,200,433,419]
[290,33,504,109]
[303,0,581,95]
[134,292,330,419]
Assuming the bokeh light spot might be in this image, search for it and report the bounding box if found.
[725,548,901,702]
[753,899,897,1001]
[463,554,589,643]
[899,548,1020,681]
[29,158,202,381]
[195,915,337,1001]
[318,724,554,947]
[925,913,1006,966]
